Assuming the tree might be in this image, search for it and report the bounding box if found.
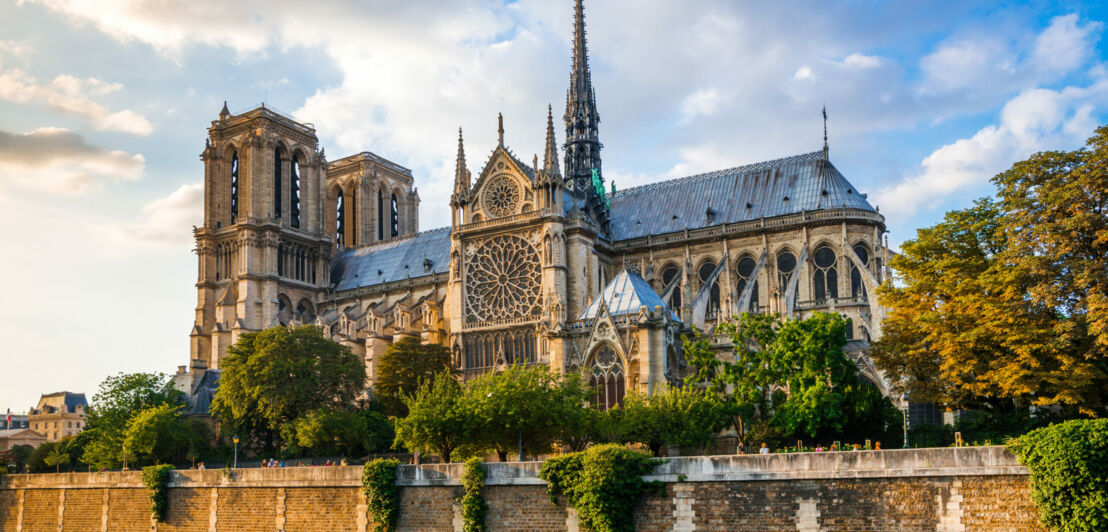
[81,372,185,469]
[374,337,452,418]
[289,406,394,458]
[43,445,70,473]
[393,371,472,462]
[211,325,366,453]
[620,386,730,456]
[122,404,207,466]
[8,445,33,473]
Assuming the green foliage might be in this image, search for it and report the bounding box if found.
[1007,419,1108,531]
[141,464,174,522]
[393,371,470,462]
[288,405,394,458]
[460,457,487,532]
[375,337,453,418]
[875,127,1108,416]
[361,458,400,532]
[43,445,70,473]
[81,372,185,470]
[620,386,729,456]
[539,444,663,532]
[8,444,33,473]
[211,325,366,454]
[28,441,58,473]
[122,404,208,466]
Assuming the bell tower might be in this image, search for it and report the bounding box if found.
[190,103,333,370]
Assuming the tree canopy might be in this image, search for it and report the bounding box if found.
[81,372,185,470]
[374,337,452,418]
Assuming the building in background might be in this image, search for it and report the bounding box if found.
[0,428,45,453]
[27,392,87,442]
[1,411,28,431]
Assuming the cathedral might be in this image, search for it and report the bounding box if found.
[177,0,892,410]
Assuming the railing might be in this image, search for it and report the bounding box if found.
[455,210,544,233]
[232,103,316,135]
[461,316,541,331]
[795,295,869,311]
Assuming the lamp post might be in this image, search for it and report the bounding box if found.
[901,394,910,449]
[233,437,239,469]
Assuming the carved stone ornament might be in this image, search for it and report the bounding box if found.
[464,234,541,322]
[481,174,521,218]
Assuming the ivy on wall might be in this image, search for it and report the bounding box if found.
[539,444,664,532]
[1008,419,1108,532]
[362,458,400,532]
[461,457,487,532]
[141,464,174,522]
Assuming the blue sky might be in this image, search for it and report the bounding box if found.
[1,0,1107,410]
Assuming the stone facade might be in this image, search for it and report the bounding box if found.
[179,0,893,404]
[0,447,1043,531]
[26,392,86,443]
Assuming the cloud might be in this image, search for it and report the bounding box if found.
[874,81,1108,219]
[99,182,203,248]
[0,127,145,195]
[680,89,725,123]
[0,60,154,135]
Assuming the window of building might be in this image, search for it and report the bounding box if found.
[777,250,797,300]
[736,255,759,312]
[274,148,282,219]
[336,189,345,247]
[290,155,301,228]
[662,264,682,311]
[348,189,357,246]
[698,261,720,319]
[845,317,854,340]
[851,243,869,299]
[462,328,536,371]
[390,193,399,237]
[377,189,384,240]
[230,151,239,224]
[589,345,625,411]
[812,245,838,301]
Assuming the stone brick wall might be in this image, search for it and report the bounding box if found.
[0,447,1047,531]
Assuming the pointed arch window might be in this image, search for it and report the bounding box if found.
[698,261,720,319]
[273,148,282,219]
[662,264,682,311]
[377,189,385,240]
[335,189,345,247]
[390,193,399,237]
[736,255,759,312]
[851,243,869,300]
[230,151,239,224]
[348,189,357,246]
[290,155,301,228]
[812,245,838,301]
[777,250,798,305]
[589,345,624,411]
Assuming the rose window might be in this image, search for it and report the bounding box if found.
[482,175,520,218]
[465,235,541,322]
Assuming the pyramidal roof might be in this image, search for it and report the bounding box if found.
[577,268,680,321]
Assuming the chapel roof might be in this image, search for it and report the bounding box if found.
[577,268,680,321]
[608,151,876,241]
[330,226,451,291]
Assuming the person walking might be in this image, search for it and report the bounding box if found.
[759,443,770,455]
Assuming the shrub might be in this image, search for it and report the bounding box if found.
[460,457,487,532]
[362,458,400,532]
[539,444,664,532]
[141,464,175,522]
[1007,419,1108,532]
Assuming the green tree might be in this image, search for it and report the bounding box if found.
[122,404,207,466]
[28,441,57,473]
[288,406,394,458]
[620,386,730,456]
[374,337,452,418]
[43,445,70,473]
[81,372,185,469]
[211,325,366,453]
[393,371,471,462]
[8,445,33,473]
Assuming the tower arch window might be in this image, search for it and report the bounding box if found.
[812,245,838,301]
[273,148,282,219]
[290,155,301,228]
[390,193,399,237]
[348,189,356,246]
[698,260,720,319]
[588,345,624,411]
[662,264,682,311]
[377,189,384,240]
[851,243,869,299]
[736,255,759,312]
[230,151,239,224]
[777,250,798,305]
[335,189,345,247]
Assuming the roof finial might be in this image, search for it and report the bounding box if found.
[219,100,231,121]
[543,104,561,177]
[453,127,469,200]
[497,113,505,147]
[822,103,829,159]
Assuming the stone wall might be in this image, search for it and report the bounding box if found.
[0,447,1043,531]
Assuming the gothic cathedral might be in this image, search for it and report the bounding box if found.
[179,0,893,409]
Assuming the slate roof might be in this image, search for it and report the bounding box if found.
[37,392,88,413]
[608,151,875,241]
[331,226,452,291]
[187,370,220,415]
[578,268,680,321]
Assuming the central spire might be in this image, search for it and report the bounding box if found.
[564,0,607,232]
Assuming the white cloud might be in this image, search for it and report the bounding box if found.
[680,89,724,122]
[0,60,153,135]
[793,66,813,80]
[874,81,1108,219]
[1031,14,1102,75]
[99,182,202,248]
[0,127,145,195]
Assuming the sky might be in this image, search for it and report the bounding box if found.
[1,0,1107,411]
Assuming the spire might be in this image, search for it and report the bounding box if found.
[570,0,592,105]
[543,104,560,177]
[563,0,607,231]
[497,113,505,147]
[822,104,829,159]
[219,101,231,121]
[453,128,469,200]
